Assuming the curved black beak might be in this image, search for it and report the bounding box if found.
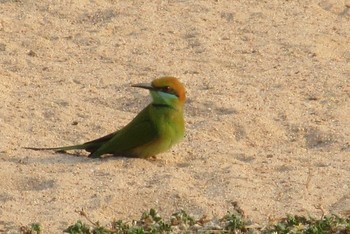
[131,83,154,90]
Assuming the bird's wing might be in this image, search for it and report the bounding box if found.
[82,132,116,152]
[88,106,159,157]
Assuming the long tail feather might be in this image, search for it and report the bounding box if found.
[24,132,115,154]
[24,144,87,152]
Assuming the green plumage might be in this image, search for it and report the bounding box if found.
[25,77,186,158]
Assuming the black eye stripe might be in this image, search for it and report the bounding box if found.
[162,86,171,92]
[158,86,178,97]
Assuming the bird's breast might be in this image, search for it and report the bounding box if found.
[158,108,184,142]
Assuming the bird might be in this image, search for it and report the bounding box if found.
[25,76,186,158]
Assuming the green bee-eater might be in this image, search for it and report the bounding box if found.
[25,77,185,158]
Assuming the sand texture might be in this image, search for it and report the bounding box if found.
[1,0,350,232]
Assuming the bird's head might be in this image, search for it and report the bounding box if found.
[132,77,186,108]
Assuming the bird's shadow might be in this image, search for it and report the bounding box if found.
[6,151,121,166]
[7,150,159,166]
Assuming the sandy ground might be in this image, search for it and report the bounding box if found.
[1,0,349,232]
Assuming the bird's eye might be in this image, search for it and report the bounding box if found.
[160,86,178,97]
[161,86,171,92]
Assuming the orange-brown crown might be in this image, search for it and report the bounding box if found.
[151,77,186,105]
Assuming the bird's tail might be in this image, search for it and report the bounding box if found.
[24,133,115,154]
[24,144,87,152]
